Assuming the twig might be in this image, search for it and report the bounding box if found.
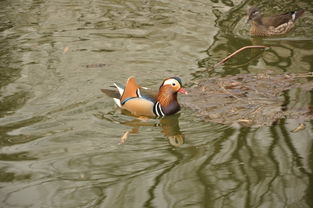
[218,81,242,100]
[223,51,263,69]
[213,45,268,68]
[294,72,313,78]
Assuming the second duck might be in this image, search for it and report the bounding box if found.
[247,7,304,36]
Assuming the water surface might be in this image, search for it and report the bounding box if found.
[1,0,313,207]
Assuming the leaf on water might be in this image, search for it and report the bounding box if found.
[119,131,130,144]
[291,123,305,133]
[238,119,253,126]
[63,47,69,53]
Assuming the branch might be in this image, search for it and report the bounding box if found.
[213,45,268,68]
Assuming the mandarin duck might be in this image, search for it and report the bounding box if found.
[101,76,187,117]
[247,7,304,36]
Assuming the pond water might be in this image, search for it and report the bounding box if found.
[1,0,313,207]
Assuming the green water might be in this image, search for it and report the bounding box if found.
[1,0,313,207]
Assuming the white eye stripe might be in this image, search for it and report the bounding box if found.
[163,79,179,87]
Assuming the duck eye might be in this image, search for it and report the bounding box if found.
[172,83,176,86]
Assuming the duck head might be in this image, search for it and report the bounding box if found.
[160,77,187,96]
[247,7,262,23]
[156,77,187,116]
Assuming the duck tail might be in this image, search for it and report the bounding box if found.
[113,98,122,107]
[292,9,304,21]
[113,83,125,96]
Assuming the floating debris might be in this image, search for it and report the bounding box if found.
[291,123,306,133]
[182,72,313,127]
[119,131,130,144]
[63,46,69,53]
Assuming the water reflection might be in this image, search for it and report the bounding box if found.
[196,0,313,77]
[192,124,312,208]
[190,1,313,207]
[104,112,185,146]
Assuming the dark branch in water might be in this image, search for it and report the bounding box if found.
[213,45,268,68]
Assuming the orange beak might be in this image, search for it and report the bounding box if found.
[178,87,188,94]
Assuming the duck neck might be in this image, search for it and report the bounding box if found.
[156,87,180,115]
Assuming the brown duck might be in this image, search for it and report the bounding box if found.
[247,7,304,36]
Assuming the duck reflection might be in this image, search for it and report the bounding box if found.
[119,111,184,147]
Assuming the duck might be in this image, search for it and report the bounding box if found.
[101,76,187,117]
[247,7,304,36]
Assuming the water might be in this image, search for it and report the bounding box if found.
[1,0,313,207]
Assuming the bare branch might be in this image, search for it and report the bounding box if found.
[213,45,268,68]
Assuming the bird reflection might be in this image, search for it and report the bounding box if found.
[119,112,184,147]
